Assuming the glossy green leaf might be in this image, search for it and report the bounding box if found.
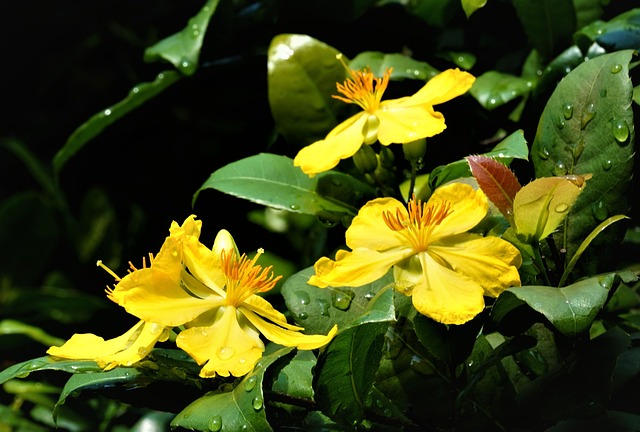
[492,271,638,337]
[314,321,388,426]
[0,357,102,386]
[512,0,576,59]
[530,50,635,275]
[143,0,221,75]
[469,71,536,110]
[282,266,395,335]
[429,129,528,190]
[574,8,640,53]
[194,153,375,222]
[171,346,294,432]
[267,34,349,147]
[53,70,181,173]
[349,51,439,81]
[270,349,316,400]
[461,0,487,17]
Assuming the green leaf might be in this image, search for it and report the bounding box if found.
[267,34,349,147]
[469,71,536,110]
[171,346,294,432]
[281,266,395,335]
[461,0,487,18]
[512,0,576,59]
[0,357,102,386]
[270,349,316,400]
[314,321,388,426]
[53,70,181,173]
[574,8,640,54]
[492,271,637,337]
[143,0,221,75]
[349,51,439,81]
[429,129,528,190]
[0,320,65,347]
[194,153,375,222]
[530,50,635,276]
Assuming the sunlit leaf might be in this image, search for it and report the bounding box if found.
[467,155,522,224]
[143,0,221,75]
[531,50,635,275]
[270,349,316,400]
[194,153,375,223]
[0,357,102,386]
[171,346,294,431]
[461,0,487,18]
[513,176,588,242]
[52,71,181,173]
[469,71,536,110]
[267,34,349,147]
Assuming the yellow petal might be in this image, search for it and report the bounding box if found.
[182,229,236,298]
[176,306,264,378]
[409,252,485,325]
[240,307,337,349]
[243,294,303,331]
[309,247,410,288]
[428,183,488,241]
[293,113,367,175]
[47,321,167,370]
[169,215,202,240]
[346,197,407,251]
[430,234,522,297]
[375,103,446,144]
[405,69,476,106]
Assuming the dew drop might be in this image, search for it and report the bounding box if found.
[148,322,163,335]
[103,109,112,116]
[553,161,567,176]
[208,416,222,432]
[581,103,596,129]
[600,88,607,98]
[331,289,355,310]
[611,64,622,74]
[217,346,235,360]
[599,276,614,290]
[201,329,208,336]
[297,312,309,320]
[252,396,264,411]
[602,159,612,171]
[238,357,247,365]
[157,72,165,81]
[295,290,310,305]
[318,299,330,316]
[488,98,497,106]
[538,147,550,160]
[554,203,569,213]
[562,103,573,120]
[557,117,565,129]
[130,86,140,95]
[138,347,149,356]
[592,201,608,221]
[181,60,190,69]
[364,291,375,301]
[612,119,629,144]
[290,204,300,210]
[245,375,258,392]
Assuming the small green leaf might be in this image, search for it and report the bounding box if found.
[461,0,487,18]
[0,320,65,347]
[492,271,637,337]
[0,357,102,386]
[574,8,640,53]
[469,71,536,110]
[281,267,395,335]
[171,346,294,431]
[194,153,375,222]
[429,129,528,190]
[143,0,221,75]
[267,34,349,147]
[53,70,181,173]
[349,51,439,81]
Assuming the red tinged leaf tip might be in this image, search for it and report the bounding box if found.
[466,155,522,222]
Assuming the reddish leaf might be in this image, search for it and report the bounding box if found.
[467,155,522,223]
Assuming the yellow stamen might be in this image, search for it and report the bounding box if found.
[221,249,282,306]
[97,260,121,281]
[382,195,453,251]
[333,67,392,114]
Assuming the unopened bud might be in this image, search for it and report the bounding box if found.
[352,144,379,174]
[402,138,427,162]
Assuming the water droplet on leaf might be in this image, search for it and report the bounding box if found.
[553,161,567,176]
[318,299,330,316]
[245,375,257,392]
[554,204,569,213]
[592,201,608,221]
[331,289,354,310]
[581,103,596,129]
[208,416,222,432]
[295,290,310,305]
[612,119,629,144]
[252,397,264,411]
[602,159,612,171]
[538,148,550,160]
[611,64,622,74]
[562,103,573,120]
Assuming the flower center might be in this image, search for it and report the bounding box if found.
[382,196,453,252]
[221,249,282,307]
[333,67,392,114]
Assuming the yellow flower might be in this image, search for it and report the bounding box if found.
[47,320,170,370]
[293,67,475,175]
[309,183,522,325]
[107,215,337,378]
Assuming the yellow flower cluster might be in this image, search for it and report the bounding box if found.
[47,216,337,378]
